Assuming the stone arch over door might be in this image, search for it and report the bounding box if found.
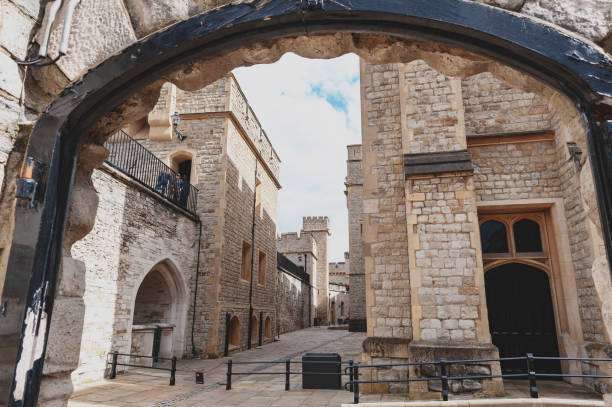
[130,259,188,360]
[4,1,612,404]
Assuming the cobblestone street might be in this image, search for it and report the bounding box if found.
[67,327,602,407]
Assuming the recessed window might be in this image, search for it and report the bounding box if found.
[230,316,240,347]
[513,219,543,252]
[258,251,267,285]
[241,241,252,281]
[480,220,509,253]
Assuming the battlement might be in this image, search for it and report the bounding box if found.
[302,216,330,233]
[347,144,362,161]
[277,232,317,256]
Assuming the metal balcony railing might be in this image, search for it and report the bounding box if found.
[104,130,198,215]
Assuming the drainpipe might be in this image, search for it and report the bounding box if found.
[191,218,202,355]
[247,160,258,349]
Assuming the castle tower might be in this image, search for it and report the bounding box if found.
[301,216,331,324]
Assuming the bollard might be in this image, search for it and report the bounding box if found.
[109,351,118,379]
[285,359,291,391]
[348,360,354,392]
[170,357,177,386]
[526,354,539,398]
[226,360,232,390]
[440,358,449,402]
[353,363,359,404]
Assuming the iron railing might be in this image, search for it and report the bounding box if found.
[104,130,199,215]
[277,252,310,284]
[224,355,612,404]
[107,351,177,385]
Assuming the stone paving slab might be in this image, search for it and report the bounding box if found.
[68,328,604,407]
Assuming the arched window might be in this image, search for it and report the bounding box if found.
[480,220,509,253]
[513,219,543,252]
[340,302,345,317]
[264,316,272,338]
[229,316,240,347]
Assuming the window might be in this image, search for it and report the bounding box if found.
[340,301,345,317]
[480,220,509,253]
[258,251,267,285]
[513,219,543,252]
[241,241,252,281]
[255,178,262,216]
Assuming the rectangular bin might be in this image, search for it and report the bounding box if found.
[302,353,341,389]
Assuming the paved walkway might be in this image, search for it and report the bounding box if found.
[68,327,603,407]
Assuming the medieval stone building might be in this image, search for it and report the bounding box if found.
[358,58,612,396]
[1,0,612,405]
[345,144,367,332]
[329,253,350,325]
[66,73,284,384]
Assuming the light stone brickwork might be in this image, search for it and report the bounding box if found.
[70,167,198,384]
[345,144,366,331]
[277,231,318,326]
[140,74,281,356]
[302,216,331,325]
[276,261,311,334]
[329,254,350,324]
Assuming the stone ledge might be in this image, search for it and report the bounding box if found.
[341,398,605,407]
[404,150,473,176]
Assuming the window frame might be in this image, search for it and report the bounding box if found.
[240,240,252,281]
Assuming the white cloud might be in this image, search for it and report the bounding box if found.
[233,53,361,262]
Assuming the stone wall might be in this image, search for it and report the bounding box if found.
[70,166,198,384]
[276,265,311,334]
[329,256,350,325]
[346,144,366,331]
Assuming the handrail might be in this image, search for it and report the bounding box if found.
[104,130,199,215]
[222,354,612,404]
[107,351,177,386]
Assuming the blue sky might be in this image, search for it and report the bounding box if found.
[233,53,361,262]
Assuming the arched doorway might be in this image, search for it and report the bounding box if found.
[264,316,272,339]
[5,2,612,403]
[485,263,561,375]
[229,316,240,348]
[131,260,187,361]
[251,315,259,345]
[330,300,336,325]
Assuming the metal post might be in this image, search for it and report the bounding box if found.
[170,356,177,386]
[440,358,449,401]
[109,351,118,379]
[353,363,359,404]
[348,360,354,392]
[224,312,230,357]
[258,311,263,347]
[285,359,290,391]
[527,353,539,398]
[226,360,232,390]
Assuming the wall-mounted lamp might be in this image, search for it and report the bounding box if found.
[567,142,585,171]
[171,111,187,142]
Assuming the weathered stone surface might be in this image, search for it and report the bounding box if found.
[43,296,85,375]
[124,0,189,37]
[57,257,86,298]
[0,51,23,98]
[521,0,612,42]
[43,0,136,81]
[9,0,41,20]
[473,0,525,10]
[0,1,35,59]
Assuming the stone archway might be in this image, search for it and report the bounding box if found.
[3,1,612,404]
[130,260,187,361]
[229,315,240,348]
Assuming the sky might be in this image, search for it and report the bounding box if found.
[233,53,361,262]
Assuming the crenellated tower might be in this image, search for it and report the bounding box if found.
[301,216,331,324]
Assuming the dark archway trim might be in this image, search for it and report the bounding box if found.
[4,0,612,404]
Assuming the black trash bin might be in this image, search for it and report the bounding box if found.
[302,353,341,389]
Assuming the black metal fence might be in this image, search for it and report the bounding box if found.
[225,355,612,404]
[107,351,177,385]
[104,130,199,215]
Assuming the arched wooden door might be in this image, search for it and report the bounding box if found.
[485,263,561,375]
